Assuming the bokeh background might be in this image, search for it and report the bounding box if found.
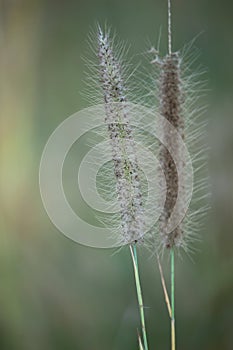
[1,0,233,349]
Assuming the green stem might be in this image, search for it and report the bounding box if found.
[130,244,149,350]
[170,248,176,350]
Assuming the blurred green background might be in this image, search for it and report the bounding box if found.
[0,0,233,349]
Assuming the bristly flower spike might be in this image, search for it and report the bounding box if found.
[97,26,144,246]
[157,51,185,249]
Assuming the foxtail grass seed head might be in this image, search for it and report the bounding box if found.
[150,45,208,252]
[157,52,185,249]
[96,27,144,245]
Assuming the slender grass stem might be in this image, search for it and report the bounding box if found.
[171,248,176,350]
[157,255,172,318]
[130,244,149,350]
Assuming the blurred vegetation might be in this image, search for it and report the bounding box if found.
[0,0,233,349]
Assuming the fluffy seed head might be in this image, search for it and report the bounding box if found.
[150,44,209,254]
[97,27,144,245]
[156,52,185,249]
